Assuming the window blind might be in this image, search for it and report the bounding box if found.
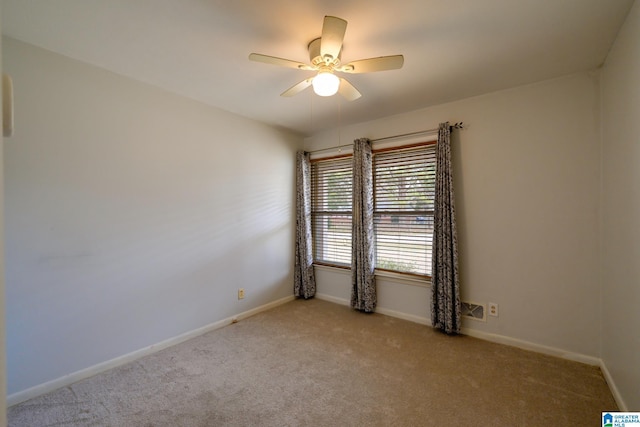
[311,156,353,266]
[373,144,436,276]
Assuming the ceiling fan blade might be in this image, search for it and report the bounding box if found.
[249,53,314,70]
[281,78,314,97]
[339,55,404,73]
[338,78,361,101]
[321,16,347,60]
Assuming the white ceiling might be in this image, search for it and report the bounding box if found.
[2,0,634,137]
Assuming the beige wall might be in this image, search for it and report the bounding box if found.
[601,0,640,411]
[306,71,602,358]
[4,2,638,409]
[3,37,301,396]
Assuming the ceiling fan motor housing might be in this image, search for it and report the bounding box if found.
[308,38,341,68]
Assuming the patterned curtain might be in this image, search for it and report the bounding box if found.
[431,122,461,334]
[351,138,376,312]
[294,151,316,299]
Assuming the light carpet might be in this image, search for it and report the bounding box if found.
[8,298,617,426]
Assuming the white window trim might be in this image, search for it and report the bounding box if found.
[375,269,431,287]
[310,133,438,284]
[313,263,431,288]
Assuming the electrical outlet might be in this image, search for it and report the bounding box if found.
[488,302,498,317]
[238,288,245,300]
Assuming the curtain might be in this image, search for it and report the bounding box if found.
[351,138,376,312]
[431,122,461,334]
[294,151,316,299]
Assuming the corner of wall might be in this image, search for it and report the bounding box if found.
[0,18,8,427]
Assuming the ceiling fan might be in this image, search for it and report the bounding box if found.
[249,16,404,101]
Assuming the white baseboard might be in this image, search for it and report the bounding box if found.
[315,292,349,306]
[234,295,296,322]
[318,295,628,410]
[461,328,628,410]
[376,307,430,325]
[11,294,627,412]
[599,359,628,411]
[461,327,601,366]
[315,293,431,325]
[7,295,295,407]
[316,293,601,365]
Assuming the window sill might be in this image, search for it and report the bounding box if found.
[312,263,431,288]
[375,269,431,288]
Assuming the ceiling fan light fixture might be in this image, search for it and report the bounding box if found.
[249,16,403,100]
[312,71,340,96]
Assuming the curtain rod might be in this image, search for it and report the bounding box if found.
[308,122,464,154]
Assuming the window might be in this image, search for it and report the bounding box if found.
[373,143,436,277]
[311,156,353,267]
[310,142,436,278]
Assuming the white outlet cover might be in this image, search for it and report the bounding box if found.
[488,302,498,317]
